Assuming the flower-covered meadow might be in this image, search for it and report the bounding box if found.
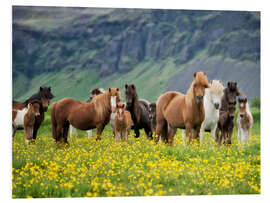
[12,111,260,198]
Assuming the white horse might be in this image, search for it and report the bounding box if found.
[69,88,105,139]
[182,80,224,146]
[199,80,224,146]
[237,96,253,149]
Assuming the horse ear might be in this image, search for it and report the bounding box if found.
[116,88,119,91]
[125,84,128,89]
[219,80,222,84]
[109,88,111,93]
[40,87,43,91]
[227,82,231,87]
[48,87,51,91]
[210,80,213,84]
[193,72,197,78]
[234,82,237,87]
[131,84,135,89]
[204,72,207,76]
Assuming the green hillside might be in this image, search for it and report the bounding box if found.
[12,7,260,102]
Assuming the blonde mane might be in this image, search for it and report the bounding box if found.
[186,72,210,103]
[92,90,111,118]
[210,80,224,96]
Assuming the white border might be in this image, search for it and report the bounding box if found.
[2,0,269,203]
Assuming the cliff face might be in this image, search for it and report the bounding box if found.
[12,7,260,101]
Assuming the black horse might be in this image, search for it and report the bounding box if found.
[13,86,54,141]
[125,84,152,139]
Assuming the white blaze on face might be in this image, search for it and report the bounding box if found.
[111,96,117,108]
[119,108,122,115]
[240,103,244,108]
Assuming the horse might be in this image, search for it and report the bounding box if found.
[216,103,236,145]
[69,87,105,139]
[12,86,54,141]
[125,84,152,139]
[114,103,133,142]
[149,102,157,136]
[215,81,242,145]
[199,80,224,146]
[156,72,210,146]
[51,88,121,144]
[237,96,253,149]
[12,100,41,144]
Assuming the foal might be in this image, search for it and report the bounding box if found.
[114,103,133,142]
[12,101,41,144]
[237,96,253,148]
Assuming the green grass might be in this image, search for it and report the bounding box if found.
[12,108,260,198]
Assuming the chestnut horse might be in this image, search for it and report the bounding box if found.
[156,72,210,145]
[114,103,133,142]
[12,86,54,141]
[51,88,121,144]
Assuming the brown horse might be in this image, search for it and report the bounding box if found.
[12,100,41,144]
[12,86,54,141]
[156,72,210,145]
[114,103,133,142]
[51,88,121,144]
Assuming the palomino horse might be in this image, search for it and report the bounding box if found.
[199,80,224,146]
[237,96,253,149]
[51,88,121,144]
[12,100,41,144]
[114,103,133,142]
[69,87,105,139]
[125,84,152,139]
[156,72,210,145]
[12,86,54,141]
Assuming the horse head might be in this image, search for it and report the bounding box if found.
[40,86,54,112]
[238,96,248,118]
[192,72,210,104]
[28,100,42,117]
[225,82,240,104]
[109,88,121,112]
[209,80,224,110]
[149,103,156,120]
[116,102,125,123]
[125,84,138,108]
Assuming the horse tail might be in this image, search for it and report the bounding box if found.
[51,102,57,141]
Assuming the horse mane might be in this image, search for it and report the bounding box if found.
[24,87,54,104]
[209,80,224,96]
[92,90,111,116]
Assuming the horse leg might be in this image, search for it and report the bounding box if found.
[96,124,105,141]
[134,127,140,138]
[156,118,167,143]
[167,124,177,146]
[63,121,70,145]
[199,122,206,146]
[182,129,187,147]
[115,131,120,142]
[185,123,192,145]
[33,113,44,141]
[69,125,73,139]
[12,125,17,142]
[87,130,92,139]
[144,126,153,140]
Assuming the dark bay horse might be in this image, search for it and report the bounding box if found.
[216,82,242,145]
[156,72,210,145]
[125,84,152,139]
[12,86,54,141]
[51,88,121,144]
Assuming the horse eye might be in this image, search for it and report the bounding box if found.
[194,84,197,88]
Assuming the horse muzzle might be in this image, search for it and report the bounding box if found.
[35,113,40,117]
[197,96,203,103]
[214,103,220,110]
[240,114,244,118]
[43,106,48,112]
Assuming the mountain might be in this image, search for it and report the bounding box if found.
[12,6,260,102]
